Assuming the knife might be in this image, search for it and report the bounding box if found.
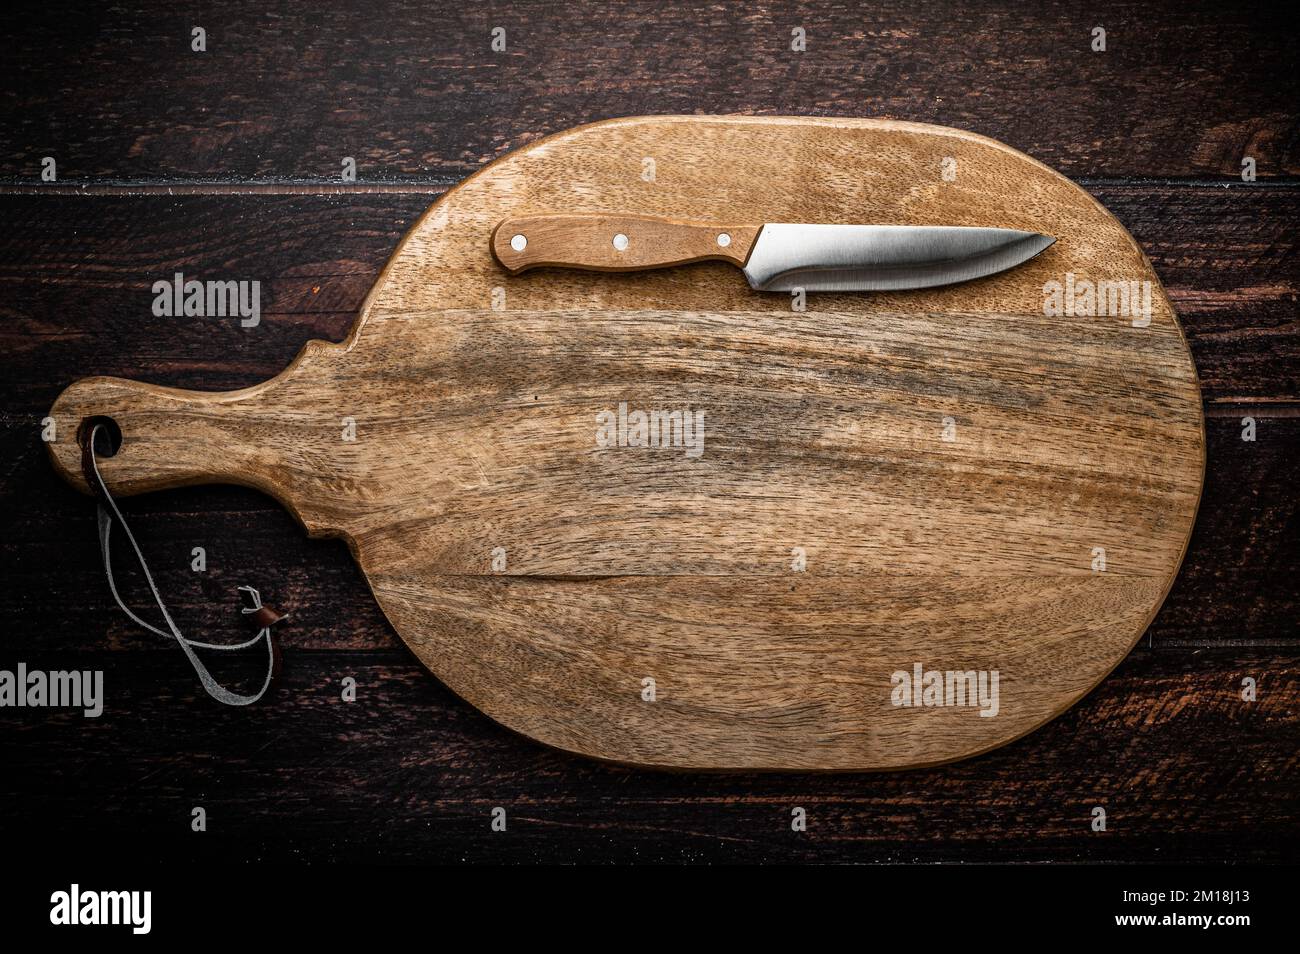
[491,214,1054,291]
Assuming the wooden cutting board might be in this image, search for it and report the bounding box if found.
[47,116,1204,771]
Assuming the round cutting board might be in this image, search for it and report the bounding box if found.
[49,116,1204,770]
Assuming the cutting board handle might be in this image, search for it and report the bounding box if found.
[491,213,762,274]
[47,374,276,499]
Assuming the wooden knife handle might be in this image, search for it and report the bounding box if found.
[491,214,762,274]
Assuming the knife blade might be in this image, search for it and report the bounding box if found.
[491,214,1054,291]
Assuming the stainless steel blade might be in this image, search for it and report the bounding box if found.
[741,224,1055,292]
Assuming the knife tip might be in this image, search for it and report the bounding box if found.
[1025,232,1056,257]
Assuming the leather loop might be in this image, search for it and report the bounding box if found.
[80,421,284,706]
[249,605,287,629]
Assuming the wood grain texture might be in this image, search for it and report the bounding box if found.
[2,419,1292,655]
[491,214,760,274]
[1,1,1296,182]
[1,184,1293,403]
[0,0,1293,861]
[0,649,1294,862]
[43,117,1205,770]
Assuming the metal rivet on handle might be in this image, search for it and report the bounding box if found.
[510,234,527,252]
[717,233,732,248]
[612,233,629,251]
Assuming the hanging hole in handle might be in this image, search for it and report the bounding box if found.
[78,415,122,458]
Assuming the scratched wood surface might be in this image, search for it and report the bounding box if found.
[0,0,1295,858]
[1,1,1296,182]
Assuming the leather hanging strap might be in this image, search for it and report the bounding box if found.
[81,421,285,706]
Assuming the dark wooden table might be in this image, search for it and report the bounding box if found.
[1,1,1295,863]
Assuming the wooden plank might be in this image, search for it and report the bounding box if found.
[4,415,1292,653]
[0,1,1296,182]
[1095,183,1300,401]
[0,192,1294,655]
[1,185,1293,403]
[1150,416,1300,647]
[0,194,421,395]
[0,649,1293,862]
